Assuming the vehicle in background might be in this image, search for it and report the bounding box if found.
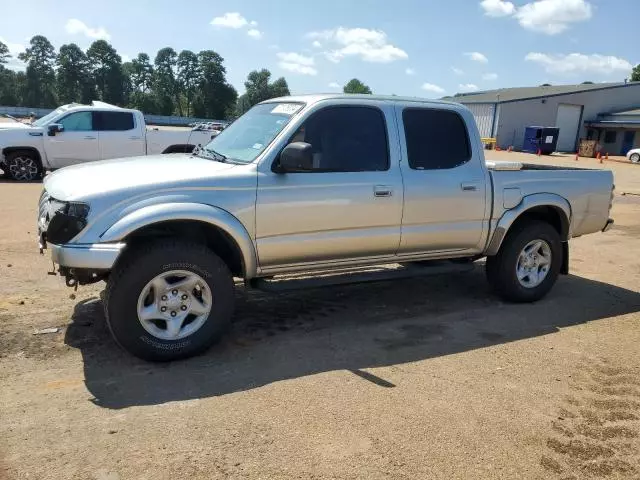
[626,148,640,164]
[36,94,615,361]
[0,101,217,181]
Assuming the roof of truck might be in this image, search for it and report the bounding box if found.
[262,94,462,106]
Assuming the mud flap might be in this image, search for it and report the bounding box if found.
[561,242,569,275]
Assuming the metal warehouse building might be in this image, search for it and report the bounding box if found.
[447,82,640,154]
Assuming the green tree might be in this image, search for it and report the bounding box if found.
[176,50,200,116]
[631,64,640,82]
[87,40,125,105]
[191,50,237,119]
[56,43,92,104]
[0,40,9,65]
[242,69,291,111]
[343,78,372,94]
[153,47,178,115]
[130,53,154,93]
[18,35,57,107]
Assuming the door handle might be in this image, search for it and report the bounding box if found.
[374,185,393,197]
[129,136,141,140]
[84,136,97,140]
[461,182,478,192]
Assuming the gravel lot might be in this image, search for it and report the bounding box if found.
[1,152,640,479]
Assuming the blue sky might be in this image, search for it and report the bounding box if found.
[1,0,637,98]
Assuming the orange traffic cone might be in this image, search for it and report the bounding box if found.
[596,152,601,162]
[537,149,541,156]
[508,146,513,152]
[605,152,609,160]
[575,152,579,161]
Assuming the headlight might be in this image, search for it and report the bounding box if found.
[65,202,90,219]
[46,201,90,244]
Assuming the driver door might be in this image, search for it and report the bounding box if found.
[45,111,100,168]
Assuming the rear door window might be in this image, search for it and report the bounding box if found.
[402,108,471,170]
[96,111,135,131]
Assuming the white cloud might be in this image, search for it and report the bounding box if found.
[65,18,111,40]
[312,40,322,48]
[480,0,516,17]
[211,12,249,29]
[0,37,25,70]
[482,72,498,80]
[247,29,263,39]
[459,83,479,92]
[515,0,592,35]
[405,68,415,75]
[328,82,341,89]
[525,52,633,75]
[250,20,258,27]
[307,27,407,63]
[465,52,488,63]
[277,52,317,75]
[451,67,464,75]
[422,83,445,94]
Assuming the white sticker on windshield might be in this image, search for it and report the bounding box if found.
[271,104,302,115]
[252,143,263,150]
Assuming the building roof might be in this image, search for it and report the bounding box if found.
[443,82,640,104]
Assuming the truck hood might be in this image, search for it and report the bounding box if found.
[44,154,238,201]
[0,121,33,130]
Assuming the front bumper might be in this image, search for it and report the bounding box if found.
[49,242,125,270]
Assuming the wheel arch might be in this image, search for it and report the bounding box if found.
[486,193,571,256]
[161,144,195,154]
[100,203,257,279]
[2,146,43,166]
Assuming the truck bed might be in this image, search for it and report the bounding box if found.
[487,161,614,238]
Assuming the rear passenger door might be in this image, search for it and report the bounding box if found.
[256,104,403,269]
[95,111,145,160]
[396,105,489,254]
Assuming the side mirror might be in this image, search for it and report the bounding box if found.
[278,142,313,173]
[48,124,63,136]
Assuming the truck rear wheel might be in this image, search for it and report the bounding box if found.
[486,221,562,303]
[104,240,235,361]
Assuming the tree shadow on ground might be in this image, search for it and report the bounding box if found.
[64,268,640,409]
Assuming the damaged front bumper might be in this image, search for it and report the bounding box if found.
[49,242,125,270]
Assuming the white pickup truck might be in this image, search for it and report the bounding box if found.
[0,101,216,181]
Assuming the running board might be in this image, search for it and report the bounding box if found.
[249,261,475,293]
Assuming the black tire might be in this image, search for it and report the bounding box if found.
[5,150,43,182]
[486,221,562,303]
[630,153,640,164]
[104,240,235,361]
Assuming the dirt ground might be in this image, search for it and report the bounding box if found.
[1,152,639,480]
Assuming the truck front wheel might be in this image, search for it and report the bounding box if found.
[5,150,43,182]
[104,241,235,361]
[486,221,562,303]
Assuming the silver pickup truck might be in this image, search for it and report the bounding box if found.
[37,94,615,361]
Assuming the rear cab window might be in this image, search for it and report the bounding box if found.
[402,108,471,170]
[95,111,135,131]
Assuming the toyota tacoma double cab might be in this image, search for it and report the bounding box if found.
[1,101,216,181]
[36,94,615,361]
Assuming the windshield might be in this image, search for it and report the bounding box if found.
[33,107,67,127]
[201,102,304,163]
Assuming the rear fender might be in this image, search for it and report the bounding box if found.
[99,202,258,278]
[486,193,571,256]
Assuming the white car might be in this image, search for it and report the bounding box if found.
[626,148,640,164]
[0,101,217,181]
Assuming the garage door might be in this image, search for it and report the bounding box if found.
[555,104,582,152]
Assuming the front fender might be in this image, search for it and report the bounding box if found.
[99,202,258,278]
[486,193,572,256]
